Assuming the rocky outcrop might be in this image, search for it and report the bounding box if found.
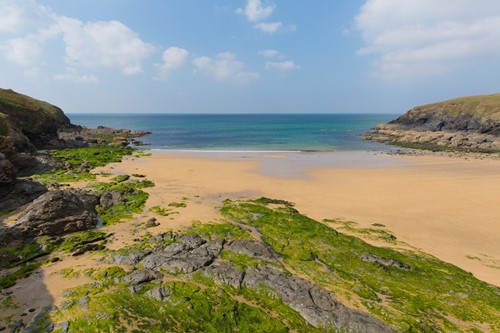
[132,233,394,332]
[365,93,500,152]
[13,189,99,237]
[0,179,47,211]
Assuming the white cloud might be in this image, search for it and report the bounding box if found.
[236,0,274,22]
[265,60,300,72]
[58,17,155,75]
[193,52,259,82]
[259,49,280,58]
[53,67,98,83]
[155,46,189,80]
[355,0,500,80]
[1,36,42,65]
[0,0,54,33]
[0,0,155,79]
[254,22,282,34]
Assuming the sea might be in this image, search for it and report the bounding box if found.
[67,114,398,152]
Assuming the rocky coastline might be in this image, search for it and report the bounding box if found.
[1,88,499,332]
[365,93,500,153]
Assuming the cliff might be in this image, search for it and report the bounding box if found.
[365,93,500,152]
[0,88,71,152]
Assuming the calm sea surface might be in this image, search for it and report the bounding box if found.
[67,114,398,152]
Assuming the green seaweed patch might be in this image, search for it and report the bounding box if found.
[54,278,306,332]
[185,221,252,241]
[57,268,81,279]
[0,258,58,290]
[0,208,16,216]
[32,145,135,184]
[221,198,500,332]
[168,201,187,208]
[149,206,174,216]
[111,174,130,183]
[58,231,110,253]
[91,179,155,225]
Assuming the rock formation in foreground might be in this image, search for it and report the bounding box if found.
[365,93,500,152]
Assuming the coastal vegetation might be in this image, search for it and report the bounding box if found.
[365,92,500,152]
[11,198,497,332]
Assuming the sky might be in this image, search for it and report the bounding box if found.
[1,0,500,114]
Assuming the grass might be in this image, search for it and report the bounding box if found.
[220,198,500,332]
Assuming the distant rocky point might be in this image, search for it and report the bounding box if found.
[365,93,500,152]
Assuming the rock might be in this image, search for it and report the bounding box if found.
[360,253,411,271]
[365,93,500,152]
[241,265,393,332]
[103,249,150,266]
[0,154,15,184]
[99,191,126,209]
[72,243,105,256]
[176,234,206,248]
[53,321,69,333]
[145,217,159,228]
[123,269,164,285]
[111,136,128,146]
[0,179,47,211]
[145,286,172,301]
[196,260,245,288]
[136,233,393,332]
[15,189,99,237]
[225,239,275,261]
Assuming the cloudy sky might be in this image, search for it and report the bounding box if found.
[1,0,500,114]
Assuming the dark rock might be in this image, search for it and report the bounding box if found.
[137,233,393,332]
[176,234,206,248]
[145,217,159,228]
[111,136,128,146]
[140,238,222,274]
[72,243,105,256]
[159,240,224,274]
[145,286,172,301]
[123,269,164,285]
[242,265,393,332]
[0,179,47,211]
[360,253,411,271]
[99,191,126,209]
[14,189,98,237]
[7,319,24,333]
[196,260,245,288]
[365,93,500,152]
[0,154,15,184]
[225,239,275,261]
[103,249,150,266]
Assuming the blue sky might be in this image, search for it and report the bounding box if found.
[1,0,500,114]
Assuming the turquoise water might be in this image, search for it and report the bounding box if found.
[68,114,398,152]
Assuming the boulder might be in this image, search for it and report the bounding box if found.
[103,249,150,266]
[0,179,47,211]
[123,269,164,285]
[15,189,99,237]
[99,191,126,209]
[225,239,275,261]
[111,136,128,146]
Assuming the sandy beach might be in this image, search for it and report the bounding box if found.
[106,150,500,286]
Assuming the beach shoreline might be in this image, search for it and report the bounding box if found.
[104,149,500,286]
